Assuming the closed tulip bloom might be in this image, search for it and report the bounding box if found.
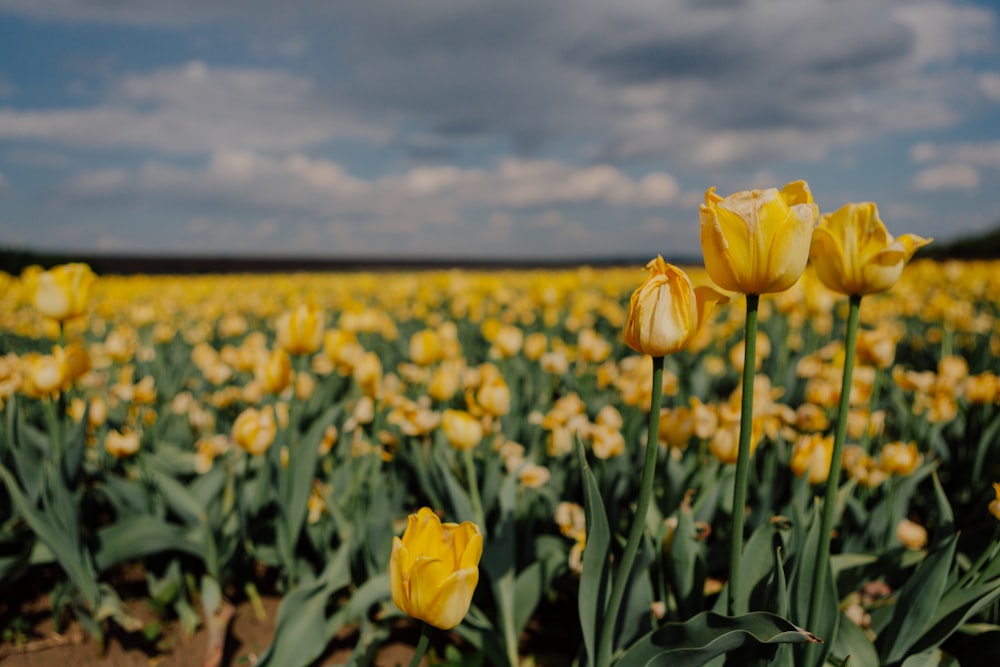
[232,405,278,456]
[810,202,932,295]
[31,263,97,322]
[23,351,66,399]
[441,409,483,451]
[258,347,293,394]
[276,304,325,355]
[790,434,834,485]
[990,483,1000,521]
[409,329,443,366]
[700,181,819,294]
[879,441,922,476]
[624,256,728,356]
[390,507,482,630]
[105,428,141,458]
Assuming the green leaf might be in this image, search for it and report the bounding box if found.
[899,650,961,667]
[578,439,612,667]
[829,612,879,667]
[667,499,706,619]
[94,517,204,571]
[0,462,100,609]
[876,534,958,665]
[254,546,352,667]
[909,576,1000,655]
[615,611,821,667]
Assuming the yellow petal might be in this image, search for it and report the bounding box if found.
[421,567,480,630]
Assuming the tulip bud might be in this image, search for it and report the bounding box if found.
[441,409,483,451]
[276,304,325,356]
[31,263,96,322]
[624,256,727,357]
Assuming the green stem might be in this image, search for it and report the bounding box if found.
[407,622,432,667]
[463,448,486,528]
[806,294,861,631]
[596,355,664,667]
[728,294,759,616]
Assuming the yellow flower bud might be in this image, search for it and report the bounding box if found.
[232,405,278,456]
[276,304,325,356]
[409,329,443,366]
[441,409,483,451]
[790,434,834,485]
[810,202,932,295]
[31,263,96,322]
[23,351,66,399]
[105,428,141,458]
[700,181,819,294]
[623,256,727,357]
[989,483,1000,521]
[896,518,927,550]
[258,347,293,395]
[879,441,922,476]
[390,507,482,630]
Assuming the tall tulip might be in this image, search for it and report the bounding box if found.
[810,202,931,296]
[390,507,482,630]
[700,181,819,295]
[804,203,930,639]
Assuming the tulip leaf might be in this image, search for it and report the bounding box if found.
[829,612,879,667]
[283,404,339,566]
[876,533,958,665]
[899,650,961,667]
[909,576,1000,655]
[972,410,1000,482]
[615,611,821,667]
[0,461,100,610]
[667,500,706,620]
[142,457,208,525]
[578,439,611,667]
[513,535,566,638]
[255,546,351,667]
[94,516,205,571]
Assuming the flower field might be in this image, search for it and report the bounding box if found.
[2,200,1000,666]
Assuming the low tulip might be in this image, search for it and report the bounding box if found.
[623,256,727,357]
[389,507,482,630]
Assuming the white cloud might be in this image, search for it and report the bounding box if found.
[913,163,980,191]
[0,61,387,154]
[910,141,1000,167]
[979,72,1000,102]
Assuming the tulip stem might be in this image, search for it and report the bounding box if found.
[463,448,486,528]
[806,294,861,632]
[407,622,432,667]
[596,355,664,667]
[728,293,758,616]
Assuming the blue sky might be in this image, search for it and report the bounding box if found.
[1,0,999,260]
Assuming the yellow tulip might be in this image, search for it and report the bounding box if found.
[22,351,66,399]
[276,304,325,355]
[879,441,922,476]
[809,202,932,295]
[441,409,483,451]
[623,256,728,357]
[990,483,1000,521]
[700,181,819,294]
[257,347,293,394]
[232,405,278,456]
[105,428,141,458]
[790,434,834,485]
[390,507,482,630]
[31,263,97,322]
[409,328,443,366]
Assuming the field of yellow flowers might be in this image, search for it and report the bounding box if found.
[2,187,1000,667]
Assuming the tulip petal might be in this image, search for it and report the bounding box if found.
[779,180,814,207]
[422,567,480,630]
[389,539,412,615]
[693,285,729,335]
